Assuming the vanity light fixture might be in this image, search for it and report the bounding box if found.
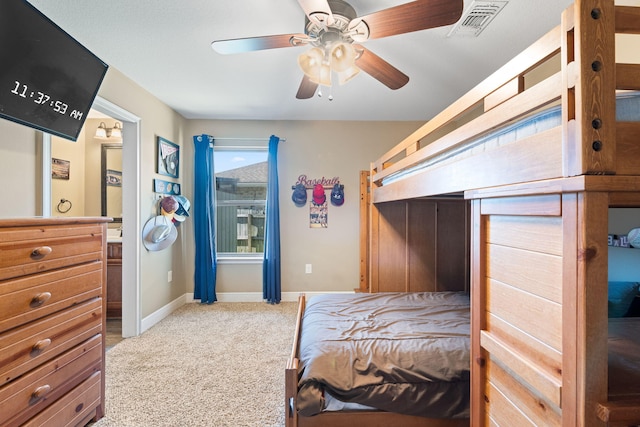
[95,122,123,140]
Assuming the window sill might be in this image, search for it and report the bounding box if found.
[217,256,264,265]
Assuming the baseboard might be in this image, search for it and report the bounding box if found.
[141,294,190,333]
[186,291,355,303]
[141,291,356,332]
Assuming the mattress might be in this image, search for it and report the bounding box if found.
[296,292,470,419]
[382,91,640,186]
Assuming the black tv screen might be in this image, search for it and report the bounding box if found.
[0,0,108,141]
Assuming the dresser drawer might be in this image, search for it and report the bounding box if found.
[0,224,104,281]
[0,262,103,333]
[0,299,102,387]
[22,371,101,427]
[0,334,101,426]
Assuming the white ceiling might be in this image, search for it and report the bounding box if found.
[27,0,575,122]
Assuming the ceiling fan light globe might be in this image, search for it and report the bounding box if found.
[330,43,356,72]
[310,63,332,87]
[298,47,325,79]
[338,66,360,85]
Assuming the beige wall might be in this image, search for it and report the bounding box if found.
[185,120,421,295]
[0,120,40,217]
[98,68,190,318]
[50,129,87,217]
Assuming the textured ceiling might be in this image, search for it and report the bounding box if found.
[27,0,577,121]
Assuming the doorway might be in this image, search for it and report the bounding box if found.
[91,97,141,338]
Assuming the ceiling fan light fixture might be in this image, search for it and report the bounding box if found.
[330,42,357,72]
[310,63,332,87]
[337,65,360,85]
[298,47,325,79]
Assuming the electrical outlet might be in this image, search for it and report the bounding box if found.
[305,264,312,274]
[168,270,173,282]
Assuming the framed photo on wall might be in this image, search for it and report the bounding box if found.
[52,158,70,180]
[106,169,122,187]
[157,136,179,178]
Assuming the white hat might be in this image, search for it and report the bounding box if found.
[142,215,177,251]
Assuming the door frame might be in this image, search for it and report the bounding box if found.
[92,96,141,337]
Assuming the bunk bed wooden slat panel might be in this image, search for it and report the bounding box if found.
[487,278,562,351]
[486,313,562,383]
[616,64,640,90]
[431,200,470,292]
[486,215,563,256]
[616,121,640,174]
[487,359,561,426]
[373,202,410,292]
[484,77,525,113]
[480,194,562,216]
[615,6,640,34]
[488,244,562,304]
[371,200,469,293]
[408,200,437,292]
[481,331,562,407]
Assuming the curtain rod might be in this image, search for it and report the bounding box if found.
[211,137,286,142]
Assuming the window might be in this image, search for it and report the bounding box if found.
[214,144,268,256]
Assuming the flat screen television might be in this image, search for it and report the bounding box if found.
[0,0,108,141]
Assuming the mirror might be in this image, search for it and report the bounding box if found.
[101,143,123,222]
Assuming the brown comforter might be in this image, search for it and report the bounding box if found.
[297,292,470,418]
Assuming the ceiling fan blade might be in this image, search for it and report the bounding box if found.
[296,75,319,99]
[212,34,309,54]
[350,0,463,40]
[354,46,409,90]
[296,0,334,25]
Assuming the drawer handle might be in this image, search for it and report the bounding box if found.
[31,384,51,401]
[31,246,53,259]
[30,292,52,307]
[32,338,52,354]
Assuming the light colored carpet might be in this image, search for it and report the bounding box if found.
[93,302,298,427]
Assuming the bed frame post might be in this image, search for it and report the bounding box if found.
[561,0,616,177]
[285,294,306,427]
[469,199,486,426]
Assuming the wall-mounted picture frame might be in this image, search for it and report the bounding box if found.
[157,136,179,178]
[106,169,122,187]
[154,179,181,195]
[52,158,70,180]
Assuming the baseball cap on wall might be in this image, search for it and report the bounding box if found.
[312,183,326,205]
[330,184,344,206]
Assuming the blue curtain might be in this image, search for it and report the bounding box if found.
[263,135,281,304]
[193,134,217,304]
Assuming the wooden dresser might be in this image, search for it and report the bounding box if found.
[0,217,109,426]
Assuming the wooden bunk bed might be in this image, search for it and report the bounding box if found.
[362,0,640,426]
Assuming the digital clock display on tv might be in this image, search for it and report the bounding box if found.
[0,0,108,141]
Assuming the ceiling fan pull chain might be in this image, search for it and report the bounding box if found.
[328,85,334,101]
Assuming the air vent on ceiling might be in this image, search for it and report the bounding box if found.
[447,1,508,38]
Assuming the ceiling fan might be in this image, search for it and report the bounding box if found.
[211,0,463,99]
